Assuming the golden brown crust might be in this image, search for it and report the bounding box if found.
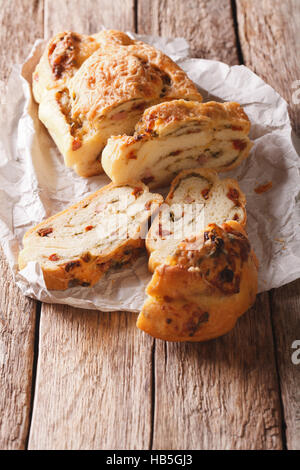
[70,38,202,122]
[134,100,251,137]
[32,30,202,177]
[33,31,101,100]
[137,221,258,342]
[37,243,144,291]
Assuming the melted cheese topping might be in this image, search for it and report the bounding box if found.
[33,31,202,178]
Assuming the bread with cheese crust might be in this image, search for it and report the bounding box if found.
[33,30,202,177]
[101,100,252,188]
[137,221,258,342]
[146,168,246,272]
[18,182,163,290]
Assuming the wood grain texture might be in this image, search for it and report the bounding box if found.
[138,0,239,65]
[44,0,135,37]
[270,282,300,450]
[28,306,153,450]
[152,294,283,450]
[0,0,43,450]
[236,0,300,133]
[0,250,37,449]
[0,0,44,81]
[236,0,300,450]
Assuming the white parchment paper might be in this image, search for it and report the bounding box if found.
[0,32,299,312]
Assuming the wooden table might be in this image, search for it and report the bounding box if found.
[0,0,299,450]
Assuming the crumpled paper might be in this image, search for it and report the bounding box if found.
[0,32,299,312]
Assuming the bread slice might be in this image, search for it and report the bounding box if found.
[33,30,202,177]
[101,100,252,188]
[18,183,163,290]
[146,168,246,272]
[137,221,258,342]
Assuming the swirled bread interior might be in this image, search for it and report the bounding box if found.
[146,168,246,272]
[33,30,202,177]
[18,183,163,290]
[102,100,252,188]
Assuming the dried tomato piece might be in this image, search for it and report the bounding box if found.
[132,186,143,198]
[227,187,240,202]
[232,140,247,151]
[49,253,60,262]
[201,188,210,200]
[37,227,53,237]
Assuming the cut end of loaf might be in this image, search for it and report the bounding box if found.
[101,100,253,188]
[18,182,163,290]
[146,168,246,272]
[137,221,258,342]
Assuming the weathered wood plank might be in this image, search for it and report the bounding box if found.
[28,0,154,450]
[236,0,300,450]
[152,295,282,449]
[0,0,44,450]
[0,0,44,81]
[44,0,135,37]
[236,0,300,133]
[137,0,284,450]
[270,282,300,450]
[138,0,239,65]
[28,305,153,449]
[0,250,37,450]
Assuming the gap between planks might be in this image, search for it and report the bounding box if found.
[0,0,44,450]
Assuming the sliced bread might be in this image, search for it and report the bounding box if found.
[146,168,246,272]
[18,183,163,290]
[102,100,252,188]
